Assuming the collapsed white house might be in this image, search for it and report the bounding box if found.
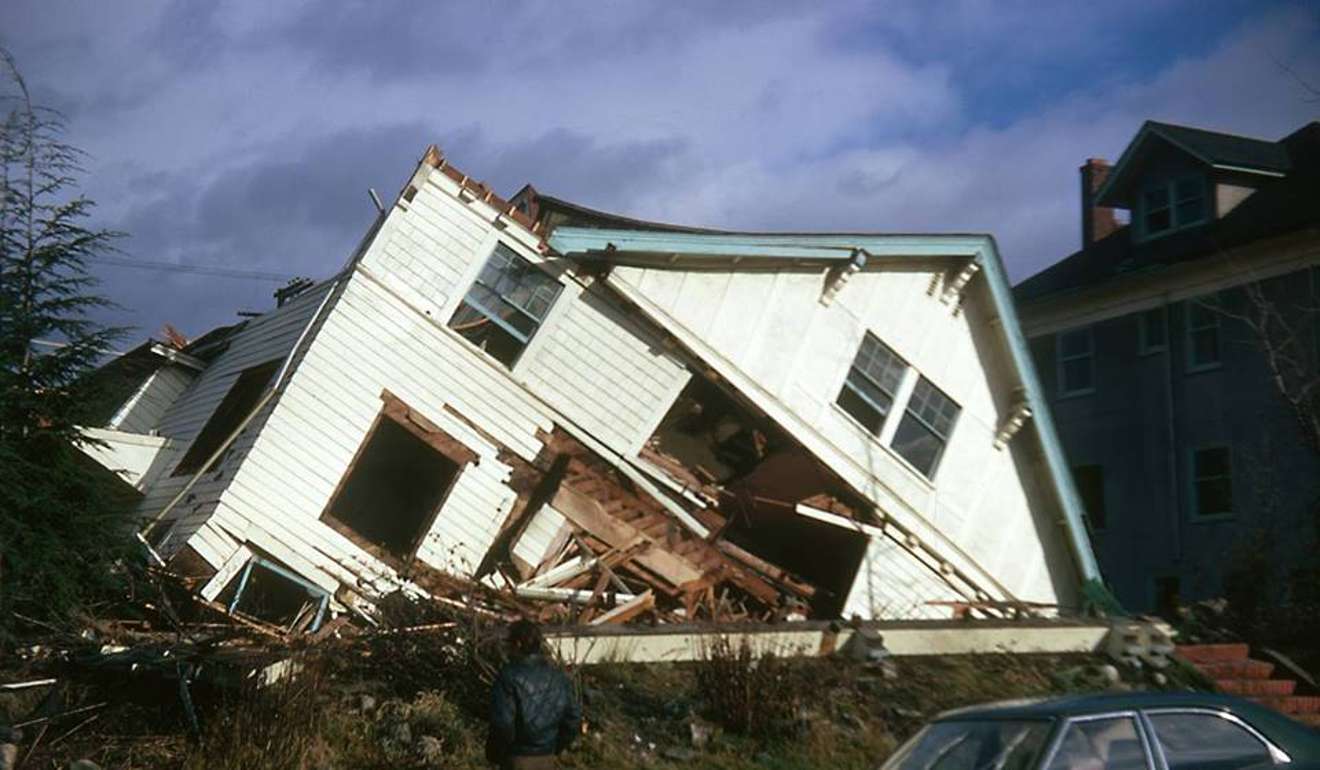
[85,147,1102,631]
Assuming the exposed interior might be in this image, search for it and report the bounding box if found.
[216,559,327,631]
[322,417,461,558]
[173,359,280,476]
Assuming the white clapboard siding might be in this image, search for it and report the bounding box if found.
[612,263,1070,606]
[521,287,690,454]
[511,505,569,569]
[112,365,196,434]
[844,537,964,620]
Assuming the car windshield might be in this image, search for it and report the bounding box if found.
[882,719,1054,770]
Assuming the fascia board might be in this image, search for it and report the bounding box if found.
[552,227,1102,586]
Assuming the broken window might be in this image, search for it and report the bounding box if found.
[322,394,472,562]
[448,243,562,368]
[837,333,907,434]
[890,377,959,478]
[215,557,330,632]
[1072,464,1106,531]
[173,359,280,476]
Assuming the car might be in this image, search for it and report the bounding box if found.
[880,691,1320,770]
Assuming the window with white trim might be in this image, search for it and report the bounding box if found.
[836,333,907,435]
[1186,300,1221,371]
[1139,175,1206,240]
[890,377,959,478]
[1192,446,1233,518]
[1138,307,1167,354]
[1056,327,1094,396]
[448,243,562,368]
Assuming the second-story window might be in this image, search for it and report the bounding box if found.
[448,243,562,368]
[1186,300,1221,371]
[1056,327,1094,396]
[1139,307,1167,354]
[836,333,907,435]
[890,377,959,478]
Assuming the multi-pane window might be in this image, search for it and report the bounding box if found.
[1148,712,1272,770]
[1141,175,1206,239]
[1139,307,1167,354]
[836,333,907,434]
[1192,446,1233,517]
[448,243,562,368]
[1073,465,1106,531]
[1057,327,1094,396]
[891,377,959,478]
[1186,300,1221,370]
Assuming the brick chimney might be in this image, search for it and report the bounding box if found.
[1080,158,1118,247]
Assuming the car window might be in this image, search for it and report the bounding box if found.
[1147,712,1273,770]
[882,720,1051,770]
[1046,716,1148,770]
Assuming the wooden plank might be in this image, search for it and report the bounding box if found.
[551,485,702,587]
[589,590,655,625]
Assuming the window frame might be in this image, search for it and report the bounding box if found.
[888,375,960,481]
[1140,707,1291,768]
[1189,445,1234,521]
[1137,174,1208,241]
[835,332,909,437]
[1056,326,1096,398]
[1184,299,1223,373]
[447,241,563,369]
[1138,307,1168,355]
[319,390,476,570]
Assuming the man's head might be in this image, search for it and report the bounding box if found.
[507,618,543,656]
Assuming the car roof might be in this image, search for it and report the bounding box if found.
[937,691,1275,721]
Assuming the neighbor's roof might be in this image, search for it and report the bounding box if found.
[1097,120,1294,208]
[1016,121,1320,305]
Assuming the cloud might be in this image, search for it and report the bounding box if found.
[0,0,1315,340]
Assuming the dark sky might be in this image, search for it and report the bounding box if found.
[3,1,1318,345]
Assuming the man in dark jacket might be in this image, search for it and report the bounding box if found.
[489,619,582,769]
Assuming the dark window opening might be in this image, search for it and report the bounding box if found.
[173,360,280,476]
[891,376,959,478]
[323,418,462,559]
[1192,446,1232,517]
[722,502,868,618]
[448,243,561,368]
[1140,175,1205,240]
[1072,465,1106,531]
[1155,576,1181,619]
[215,558,329,632]
[836,333,907,435]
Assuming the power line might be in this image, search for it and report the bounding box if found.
[88,255,296,283]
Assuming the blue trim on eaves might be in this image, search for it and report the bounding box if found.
[548,226,1103,584]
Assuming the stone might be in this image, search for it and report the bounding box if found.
[688,718,714,748]
[357,694,377,713]
[0,744,17,770]
[415,735,445,767]
[1152,672,1168,687]
[661,747,698,762]
[1097,664,1121,684]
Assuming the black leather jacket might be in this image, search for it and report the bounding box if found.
[489,654,582,758]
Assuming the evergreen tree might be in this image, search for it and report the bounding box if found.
[0,48,134,634]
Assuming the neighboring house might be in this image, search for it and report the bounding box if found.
[86,146,1100,629]
[1014,120,1320,614]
